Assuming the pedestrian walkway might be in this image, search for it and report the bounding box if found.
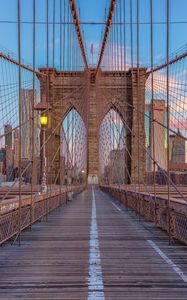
[1,186,187,299]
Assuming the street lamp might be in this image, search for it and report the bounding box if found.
[81,169,85,174]
[40,115,48,126]
[81,169,86,184]
[35,98,51,193]
[40,114,48,193]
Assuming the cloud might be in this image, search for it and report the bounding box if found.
[100,44,131,70]
[170,115,187,130]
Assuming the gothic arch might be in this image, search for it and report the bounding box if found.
[61,103,87,128]
[99,99,127,127]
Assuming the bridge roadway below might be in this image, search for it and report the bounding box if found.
[1,186,187,299]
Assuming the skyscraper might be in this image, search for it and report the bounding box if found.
[20,88,40,160]
[4,124,12,148]
[170,131,185,164]
[146,99,167,171]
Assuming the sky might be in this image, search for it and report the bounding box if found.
[0,0,187,163]
[0,0,187,68]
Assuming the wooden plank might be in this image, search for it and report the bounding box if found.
[0,187,187,299]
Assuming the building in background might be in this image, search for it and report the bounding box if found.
[170,131,185,163]
[4,124,12,148]
[4,125,14,181]
[108,148,126,184]
[169,131,187,172]
[0,148,6,181]
[13,129,19,170]
[145,99,167,171]
[5,146,14,181]
[21,88,40,158]
[20,89,40,183]
[0,90,41,183]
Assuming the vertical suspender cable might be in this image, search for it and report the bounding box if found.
[59,0,62,201]
[67,6,69,71]
[130,0,133,68]
[66,4,70,199]
[53,0,56,71]
[136,0,140,218]
[60,0,66,197]
[116,2,119,71]
[67,112,69,201]
[123,0,126,71]
[69,5,71,70]
[119,0,123,190]
[63,0,66,71]
[18,0,22,245]
[46,0,49,76]
[30,0,36,228]
[45,0,49,220]
[123,0,127,183]
[60,0,62,70]
[70,11,72,71]
[113,12,116,71]
[150,0,157,220]
[50,0,56,203]
[130,0,135,188]
[166,0,171,244]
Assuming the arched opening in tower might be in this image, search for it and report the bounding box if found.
[60,108,87,185]
[99,108,128,185]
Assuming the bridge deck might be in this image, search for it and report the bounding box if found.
[1,187,187,299]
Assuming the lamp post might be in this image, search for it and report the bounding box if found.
[35,98,50,193]
[81,169,85,184]
[40,114,48,193]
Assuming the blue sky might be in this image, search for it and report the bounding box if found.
[0,0,187,161]
[0,0,187,68]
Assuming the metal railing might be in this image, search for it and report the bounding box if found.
[101,185,187,245]
[0,185,85,245]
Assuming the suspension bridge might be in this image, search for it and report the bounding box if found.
[1,0,187,299]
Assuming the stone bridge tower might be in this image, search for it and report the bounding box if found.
[38,68,147,184]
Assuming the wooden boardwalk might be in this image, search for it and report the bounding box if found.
[1,186,187,299]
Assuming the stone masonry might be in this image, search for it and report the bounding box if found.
[38,67,147,184]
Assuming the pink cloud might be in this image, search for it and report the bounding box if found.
[170,116,187,130]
